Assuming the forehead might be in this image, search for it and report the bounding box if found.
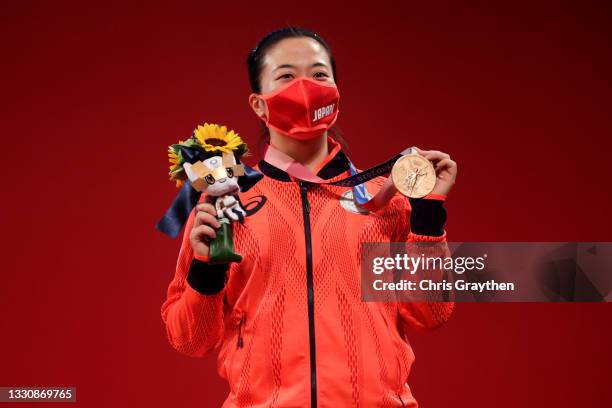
[203,156,223,168]
[262,37,330,70]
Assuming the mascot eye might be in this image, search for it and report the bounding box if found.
[205,174,215,185]
[226,168,234,178]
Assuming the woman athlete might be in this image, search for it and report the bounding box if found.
[161,26,458,408]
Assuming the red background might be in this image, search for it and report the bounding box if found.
[1,1,611,407]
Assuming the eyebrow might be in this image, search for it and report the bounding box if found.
[272,62,328,72]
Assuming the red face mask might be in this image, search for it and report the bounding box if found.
[255,77,340,141]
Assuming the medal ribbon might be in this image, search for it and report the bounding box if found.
[263,144,416,211]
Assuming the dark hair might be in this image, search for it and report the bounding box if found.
[246,26,349,156]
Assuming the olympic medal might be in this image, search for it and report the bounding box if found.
[391,153,436,198]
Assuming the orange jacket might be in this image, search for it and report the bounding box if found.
[161,138,453,407]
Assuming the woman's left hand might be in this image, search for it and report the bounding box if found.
[414,147,457,196]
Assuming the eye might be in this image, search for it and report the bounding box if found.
[313,72,329,80]
[276,73,294,81]
[204,174,215,185]
[226,167,234,178]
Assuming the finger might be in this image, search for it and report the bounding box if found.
[422,150,450,162]
[192,241,209,258]
[194,210,221,228]
[195,202,217,217]
[435,158,456,169]
[191,224,217,241]
[196,192,216,205]
[435,158,457,174]
[413,146,429,155]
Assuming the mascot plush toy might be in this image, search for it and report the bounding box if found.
[156,123,262,264]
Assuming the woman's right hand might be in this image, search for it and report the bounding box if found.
[190,199,221,258]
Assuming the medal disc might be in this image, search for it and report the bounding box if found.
[391,153,436,198]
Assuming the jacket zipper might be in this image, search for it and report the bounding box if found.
[299,181,317,408]
[236,315,245,349]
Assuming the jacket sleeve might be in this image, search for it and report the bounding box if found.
[394,195,455,331]
[160,205,230,358]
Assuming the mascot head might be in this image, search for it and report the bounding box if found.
[167,123,249,196]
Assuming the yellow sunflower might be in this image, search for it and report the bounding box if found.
[193,123,246,154]
[168,142,186,188]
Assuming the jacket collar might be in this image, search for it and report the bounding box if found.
[257,136,351,182]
